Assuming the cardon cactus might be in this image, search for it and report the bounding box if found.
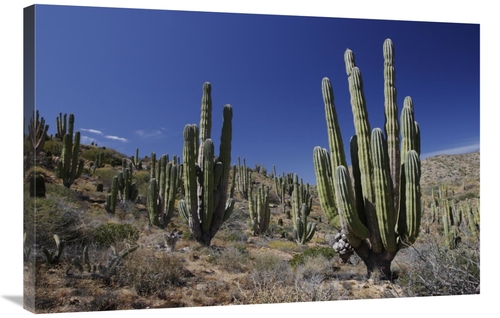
[28,110,49,156]
[55,121,84,189]
[55,112,69,141]
[178,82,235,246]
[104,175,119,214]
[131,148,143,170]
[147,154,181,227]
[116,160,138,203]
[313,39,421,279]
[291,174,316,244]
[249,184,271,235]
[236,157,252,199]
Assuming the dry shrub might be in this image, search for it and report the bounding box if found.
[118,248,186,296]
[207,244,249,273]
[235,251,339,304]
[395,234,480,296]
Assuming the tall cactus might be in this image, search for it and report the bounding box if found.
[28,110,49,156]
[291,174,316,244]
[147,154,181,227]
[249,184,271,235]
[313,39,421,279]
[178,82,235,246]
[104,175,119,214]
[131,148,143,170]
[55,122,84,189]
[236,157,252,199]
[55,112,68,140]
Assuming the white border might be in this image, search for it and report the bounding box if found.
[1,1,495,317]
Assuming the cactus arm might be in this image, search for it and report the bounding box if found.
[334,166,370,246]
[312,150,339,227]
[201,139,215,233]
[198,82,212,165]
[371,128,397,253]
[322,77,347,170]
[181,124,202,236]
[401,150,421,245]
[383,39,401,216]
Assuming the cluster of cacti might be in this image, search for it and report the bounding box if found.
[55,113,85,189]
[177,82,236,246]
[147,153,181,227]
[28,110,49,156]
[131,148,143,170]
[67,244,138,281]
[429,186,480,248]
[248,183,271,235]
[291,174,316,244]
[236,157,252,199]
[313,39,421,278]
[117,159,139,203]
[42,234,65,266]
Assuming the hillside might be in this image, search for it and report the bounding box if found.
[23,147,480,313]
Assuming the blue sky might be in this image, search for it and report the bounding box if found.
[32,5,479,184]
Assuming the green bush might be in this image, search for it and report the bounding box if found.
[93,168,119,188]
[43,139,63,156]
[24,183,81,248]
[80,147,125,166]
[133,170,150,196]
[289,246,337,268]
[92,223,139,247]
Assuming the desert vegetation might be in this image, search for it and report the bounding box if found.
[23,38,480,313]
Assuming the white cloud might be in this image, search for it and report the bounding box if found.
[105,135,128,143]
[135,129,163,138]
[80,135,98,145]
[80,128,103,135]
[421,142,480,159]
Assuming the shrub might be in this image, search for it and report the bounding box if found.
[133,170,150,196]
[289,246,337,268]
[120,250,186,296]
[80,147,125,165]
[395,235,480,296]
[24,183,81,248]
[267,240,304,253]
[92,223,139,247]
[207,244,249,273]
[43,139,63,156]
[93,168,119,189]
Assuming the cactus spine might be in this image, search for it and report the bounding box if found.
[55,115,84,189]
[178,82,235,246]
[313,39,421,278]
